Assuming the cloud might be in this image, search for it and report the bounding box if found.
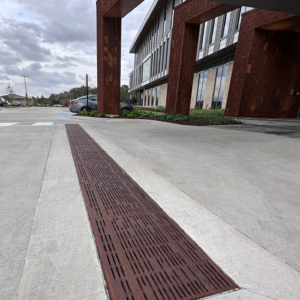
[0,73,10,80]
[0,0,153,96]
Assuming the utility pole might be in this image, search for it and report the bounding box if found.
[86,74,89,109]
[20,75,29,99]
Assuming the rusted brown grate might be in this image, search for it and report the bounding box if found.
[66,124,238,300]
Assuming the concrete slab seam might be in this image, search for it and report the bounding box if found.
[15,124,56,299]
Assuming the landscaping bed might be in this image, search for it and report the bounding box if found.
[74,109,241,126]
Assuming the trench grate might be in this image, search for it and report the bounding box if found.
[66,124,239,300]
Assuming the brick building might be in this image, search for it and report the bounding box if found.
[97,0,300,118]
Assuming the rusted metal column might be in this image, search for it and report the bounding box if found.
[165,0,238,116]
[165,22,199,115]
[97,12,121,115]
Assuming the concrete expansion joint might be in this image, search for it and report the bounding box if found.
[15,124,56,299]
[179,187,300,277]
[243,288,278,300]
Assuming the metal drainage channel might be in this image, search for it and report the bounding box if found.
[66,124,239,300]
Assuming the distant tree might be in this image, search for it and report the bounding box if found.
[120,85,130,103]
[5,84,14,103]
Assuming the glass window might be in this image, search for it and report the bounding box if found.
[212,64,229,108]
[156,86,159,106]
[161,42,166,73]
[157,46,161,74]
[196,71,208,109]
[142,58,151,82]
[165,38,169,70]
[157,17,160,42]
[209,18,218,44]
[221,12,231,38]
[151,88,154,106]
[235,7,246,31]
[90,96,97,101]
[200,22,207,50]
[171,0,175,28]
[163,6,167,36]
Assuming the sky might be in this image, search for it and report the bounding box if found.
[0,0,153,97]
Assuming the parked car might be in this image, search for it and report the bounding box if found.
[0,98,6,106]
[69,95,133,114]
[120,102,134,111]
[19,101,28,106]
[11,101,20,106]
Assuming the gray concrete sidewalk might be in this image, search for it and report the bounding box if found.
[1,108,300,300]
[0,116,106,300]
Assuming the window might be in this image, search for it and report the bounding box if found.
[196,71,208,109]
[171,0,175,28]
[156,47,161,75]
[156,86,159,106]
[235,7,247,31]
[163,6,167,36]
[152,51,156,77]
[151,88,154,106]
[159,45,162,73]
[90,96,97,101]
[209,18,218,44]
[165,38,169,70]
[161,42,166,73]
[221,12,231,38]
[146,90,149,106]
[142,58,151,82]
[200,22,207,50]
[212,64,229,108]
[157,17,160,42]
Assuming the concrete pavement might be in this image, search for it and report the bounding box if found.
[0,107,300,299]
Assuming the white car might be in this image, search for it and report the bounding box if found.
[0,98,10,106]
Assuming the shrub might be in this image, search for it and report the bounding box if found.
[150,107,165,112]
[99,112,107,118]
[121,110,129,117]
[127,113,133,118]
[79,111,85,115]
[131,109,142,116]
[90,110,98,116]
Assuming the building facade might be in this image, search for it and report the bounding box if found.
[128,1,252,110]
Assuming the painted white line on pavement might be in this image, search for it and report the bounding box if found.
[0,123,18,126]
[32,122,53,126]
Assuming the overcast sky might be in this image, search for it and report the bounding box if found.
[0,0,153,97]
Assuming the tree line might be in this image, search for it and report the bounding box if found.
[3,84,142,106]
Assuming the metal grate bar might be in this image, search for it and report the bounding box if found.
[66,124,239,300]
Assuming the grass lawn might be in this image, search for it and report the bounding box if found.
[188,108,239,125]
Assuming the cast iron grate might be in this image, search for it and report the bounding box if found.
[66,124,238,300]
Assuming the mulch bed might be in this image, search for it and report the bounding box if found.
[74,114,213,126]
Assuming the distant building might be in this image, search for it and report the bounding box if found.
[1,94,25,103]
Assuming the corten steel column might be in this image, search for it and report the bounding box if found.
[98,16,121,114]
[225,9,300,118]
[165,0,238,115]
[96,0,143,115]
